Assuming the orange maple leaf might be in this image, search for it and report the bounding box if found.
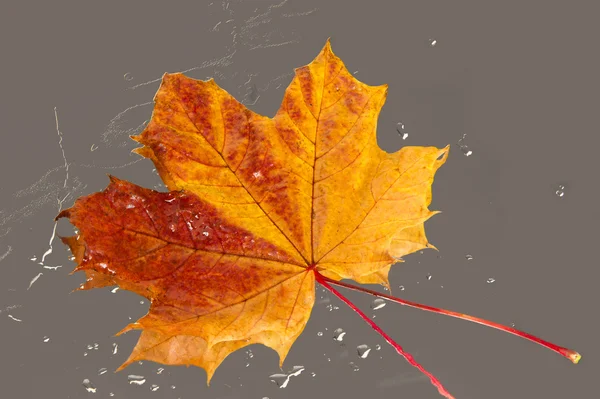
[57,40,580,399]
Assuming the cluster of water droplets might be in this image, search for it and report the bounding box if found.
[458,133,473,156]
[83,343,99,357]
[245,348,254,367]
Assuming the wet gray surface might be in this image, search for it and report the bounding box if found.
[1,1,598,398]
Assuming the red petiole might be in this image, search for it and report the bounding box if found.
[314,270,581,399]
[315,272,456,399]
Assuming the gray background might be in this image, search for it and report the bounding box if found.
[0,0,597,398]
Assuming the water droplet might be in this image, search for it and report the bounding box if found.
[111,287,119,293]
[317,331,323,336]
[510,322,516,328]
[398,285,405,291]
[43,336,50,343]
[150,384,159,392]
[269,366,304,388]
[90,144,98,152]
[156,367,164,374]
[124,73,133,81]
[269,373,289,388]
[83,352,88,356]
[458,134,473,156]
[396,122,408,140]
[128,375,146,385]
[112,343,118,354]
[109,393,114,397]
[349,362,360,372]
[252,171,262,179]
[426,273,432,281]
[171,385,176,389]
[82,378,97,393]
[487,277,496,284]
[429,38,438,46]
[375,344,381,351]
[333,328,346,341]
[555,184,565,198]
[465,254,473,260]
[311,372,316,377]
[98,367,108,375]
[356,344,371,359]
[30,256,37,261]
[371,298,386,310]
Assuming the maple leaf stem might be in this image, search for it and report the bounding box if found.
[314,272,456,399]
[317,273,581,365]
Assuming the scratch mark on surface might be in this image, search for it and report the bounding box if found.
[0,246,12,263]
[0,304,21,314]
[101,102,152,145]
[13,166,64,198]
[40,192,70,265]
[79,158,144,169]
[249,40,299,51]
[40,109,73,265]
[28,272,43,290]
[0,175,84,228]
[212,21,222,31]
[54,107,69,189]
[128,51,236,91]
[282,8,317,17]
[8,314,22,322]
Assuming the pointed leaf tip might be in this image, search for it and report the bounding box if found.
[54,208,70,221]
